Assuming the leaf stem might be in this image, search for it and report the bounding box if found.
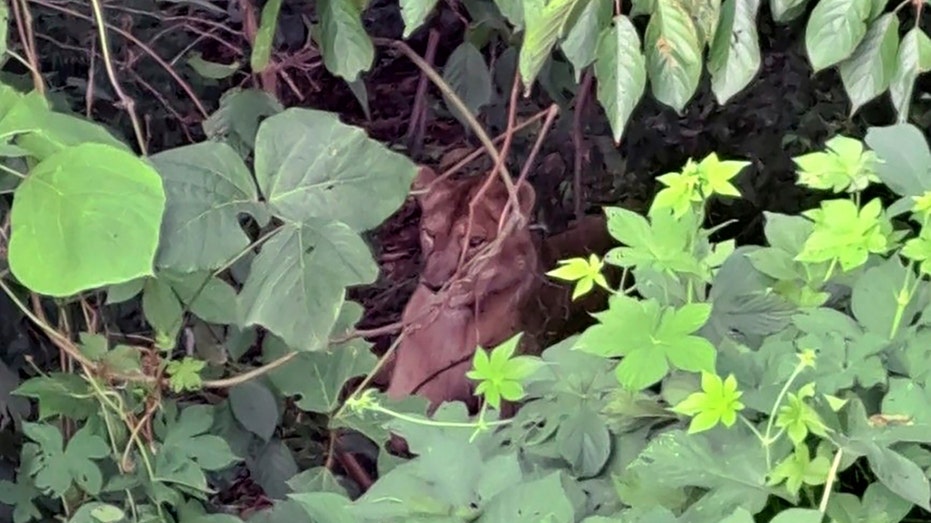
[762,361,806,469]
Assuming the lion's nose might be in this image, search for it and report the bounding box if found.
[422,279,443,293]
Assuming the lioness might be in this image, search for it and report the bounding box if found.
[385,165,617,415]
[385,166,540,413]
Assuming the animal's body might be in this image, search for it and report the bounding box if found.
[385,166,614,414]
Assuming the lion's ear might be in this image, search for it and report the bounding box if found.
[412,165,438,192]
[515,180,536,216]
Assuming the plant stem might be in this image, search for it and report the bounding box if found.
[762,362,805,469]
[818,448,844,513]
[88,0,147,155]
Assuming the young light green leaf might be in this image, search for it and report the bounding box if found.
[889,28,931,122]
[317,0,374,81]
[9,143,165,297]
[250,0,283,73]
[188,51,241,79]
[794,135,879,193]
[166,357,206,393]
[671,372,745,434]
[467,333,543,409]
[708,0,761,104]
[519,0,585,93]
[594,15,647,144]
[561,0,612,81]
[804,0,870,72]
[796,198,893,272]
[645,0,703,112]
[547,253,609,299]
[442,42,493,128]
[839,13,899,115]
[767,444,832,496]
[401,0,440,37]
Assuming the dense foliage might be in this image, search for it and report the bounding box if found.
[1,1,931,522]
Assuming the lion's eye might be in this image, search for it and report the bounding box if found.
[468,236,485,248]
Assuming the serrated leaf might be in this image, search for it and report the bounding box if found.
[805,0,871,72]
[561,0,612,81]
[519,0,584,93]
[889,28,931,122]
[708,0,761,104]
[442,42,493,127]
[594,16,647,144]
[229,381,279,442]
[839,13,899,115]
[240,222,377,352]
[152,121,265,273]
[9,144,165,297]
[645,0,703,112]
[401,0,440,37]
[317,0,374,81]
[254,108,418,232]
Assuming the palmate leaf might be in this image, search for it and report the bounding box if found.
[839,13,899,116]
[594,15,647,144]
[804,0,871,72]
[645,0,703,112]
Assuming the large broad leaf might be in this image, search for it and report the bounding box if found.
[707,0,761,104]
[151,141,265,272]
[770,0,809,22]
[9,143,165,296]
[645,0,703,112]
[263,331,376,413]
[519,0,585,93]
[679,0,722,48]
[316,0,374,81]
[202,88,284,149]
[889,28,931,122]
[804,0,871,72]
[864,123,931,197]
[561,0,613,81]
[254,108,418,232]
[839,13,899,115]
[594,16,647,144]
[239,222,377,351]
[401,0,440,37]
[442,42,493,127]
[481,472,576,521]
[495,0,525,28]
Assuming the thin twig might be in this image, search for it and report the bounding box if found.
[572,69,594,220]
[405,29,440,156]
[11,0,44,93]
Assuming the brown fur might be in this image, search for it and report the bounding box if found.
[385,166,617,414]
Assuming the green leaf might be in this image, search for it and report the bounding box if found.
[290,492,355,523]
[839,13,899,115]
[496,0,525,27]
[240,222,377,351]
[151,140,265,272]
[106,277,145,304]
[680,0,722,48]
[519,0,584,93]
[13,373,95,421]
[162,270,240,325]
[708,0,761,104]
[401,0,439,37]
[8,143,165,296]
[202,87,284,148]
[442,42,493,127]
[0,2,8,65]
[229,380,279,442]
[794,135,879,193]
[594,15,647,144]
[166,357,206,393]
[264,328,376,413]
[556,407,611,477]
[672,372,745,434]
[188,51,241,79]
[865,123,931,197]
[865,445,931,510]
[851,256,919,337]
[645,0,703,112]
[23,423,109,498]
[254,108,418,232]
[770,0,809,21]
[796,198,892,272]
[769,508,824,523]
[250,438,299,499]
[805,0,871,72]
[317,0,375,81]
[0,478,42,523]
[481,472,575,521]
[889,28,931,123]
[16,110,131,161]
[768,442,832,495]
[561,0,612,81]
